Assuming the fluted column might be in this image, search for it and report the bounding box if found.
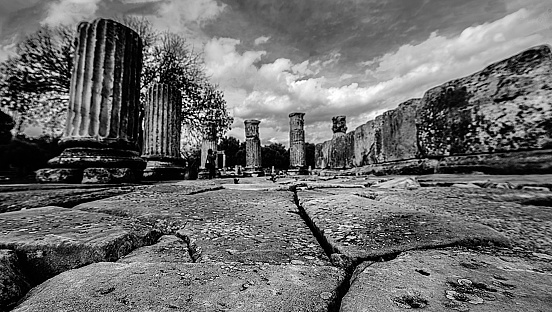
[200,123,217,170]
[142,84,185,180]
[330,115,350,169]
[289,112,306,173]
[244,119,263,175]
[36,18,144,184]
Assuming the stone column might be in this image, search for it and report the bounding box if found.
[142,83,185,180]
[36,18,144,184]
[330,116,350,169]
[198,123,217,179]
[288,112,307,174]
[244,119,263,176]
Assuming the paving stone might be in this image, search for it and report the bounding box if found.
[0,206,161,283]
[0,249,30,310]
[340,248,552,312]
[78,187,330,266]
[13,262,346,312]
[297,191,509,264]
[118,235,192,263]
[180,189,330,265]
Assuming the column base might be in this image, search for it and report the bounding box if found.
[35,168,83,183]
[198,169,219,179]
[35,167,142,184]
[48,147,146,170]
[243,169,265,177]
[287,168,309,175]
[143,160,186,181]
[82,168,142,184]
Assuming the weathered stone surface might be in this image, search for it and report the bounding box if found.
[0,206,160,283]
[78,187,330,265]
[118,235,192,263]
[315,140,331,169]
[13,262,345,312]
[340,248,552,312]
[75,182,223,233]
[0,185,137,213]
[379,99,421,162]
[297,192,509,264]
[0,249,30,311]
[417,45,552,157]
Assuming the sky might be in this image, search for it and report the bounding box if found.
[1,0,551,145]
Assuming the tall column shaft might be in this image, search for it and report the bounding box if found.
[244,119,262,170]
[200,124,217,170]
[143,84,182,160]
[289,112,306,169]
[330,115,349,169]
[36,18,144,184]
[61,18,143,151]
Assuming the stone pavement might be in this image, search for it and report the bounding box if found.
[1,174,551,311]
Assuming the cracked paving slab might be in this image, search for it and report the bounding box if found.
[296,191,509,264]
[117,235,193,264]
[340,247,552,312]
[12,261,346,312]
[180,189,330,265]
[76,186,330,266]
[0,206,161,284]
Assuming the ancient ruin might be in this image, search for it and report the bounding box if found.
[35,18,144,183]
[244,119,263,176]
[199,123,217,178]
[142,84,185,180]
[288,112,307,174]
[316,45,552,174]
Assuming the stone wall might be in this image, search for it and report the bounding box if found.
[315,45,552,174]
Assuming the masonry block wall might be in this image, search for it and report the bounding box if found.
[315,45,552,174]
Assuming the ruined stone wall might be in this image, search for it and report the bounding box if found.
[315,45,552,173]
[417,45,552,157]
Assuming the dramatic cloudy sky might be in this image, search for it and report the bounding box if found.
[1,0,551,145]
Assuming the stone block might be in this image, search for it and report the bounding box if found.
[82,167,140,184]
[35,168,82,183]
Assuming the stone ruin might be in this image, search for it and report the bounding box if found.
[142,84,185,180]
[32,17,552,182]
[35,18,145,183]
[244,119,263,176]
[315,45,552,174]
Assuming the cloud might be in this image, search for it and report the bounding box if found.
[254,35,270,45]
[41,0,101,25]
[206,7,552,145]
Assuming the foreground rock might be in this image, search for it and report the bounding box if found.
[0,206,160,284]
[0,250,30,310]
[297,192,509,265]
[14,262,345,312]
[340,248,552,312]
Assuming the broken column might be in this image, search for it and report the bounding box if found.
[244,119,263,176]
[199,123,217,179]
[288,112,307,174]
[35,18,144,183]
[142,84,185,180]
[330,116,350,169]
